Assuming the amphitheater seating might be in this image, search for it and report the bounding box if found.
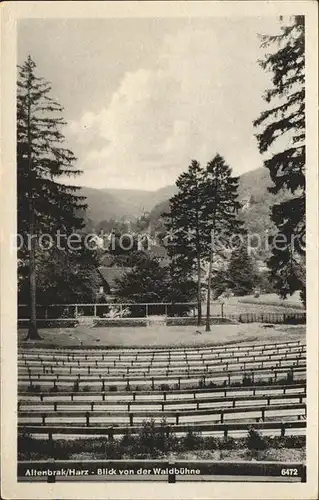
[18,339,306,442]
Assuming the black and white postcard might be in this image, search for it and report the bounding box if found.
[1,1,318,499]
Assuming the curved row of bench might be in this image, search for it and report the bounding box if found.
[19,389,306,411]
[19,382,306,401]
[20,363,304,377]
[18,339,307,442]
[18,339,305,359]
[18,419,306,440]
[18,351,306,370]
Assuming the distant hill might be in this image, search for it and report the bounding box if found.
[80,168,285,254]
[147,167,276,225]
[145,167,288,259]
[79,186,177,224]
[237,167,273,201]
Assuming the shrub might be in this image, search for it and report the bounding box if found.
[109,385,118,392]
[82,385,91,392]
[204,436,218,450]
[198,377,206,388]
[135,419,160,457]
[103,440,121,459]
[218,436,236,450]
[160,384,170,391]
[242,375,253,386]
[246,427,268,451]
[93,319,148,327]
[27,384,41,393]
[181,428,203,451]
[286,371,294,384]
[208,381,217,388]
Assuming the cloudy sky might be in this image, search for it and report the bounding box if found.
[18,17,282,191]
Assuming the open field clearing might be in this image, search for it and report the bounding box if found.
[219,293,304,315]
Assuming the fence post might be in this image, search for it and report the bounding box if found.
[129,413,133,426]
[168,459,176,484]
[108,427,114,441]
[94,304,97,317]
[146,304,148,317]
[86,412,90,427]
[48,431,54,457]
[75,305,78,318]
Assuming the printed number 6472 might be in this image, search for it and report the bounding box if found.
[281,468,298,476]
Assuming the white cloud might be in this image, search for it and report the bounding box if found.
[67,20,280,190]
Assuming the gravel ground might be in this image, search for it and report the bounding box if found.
[18,323,305,349]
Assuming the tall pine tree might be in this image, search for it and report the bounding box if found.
[227,245,259,297]
[164,160,208,325]
[254,16,305,305]
[203,154,243,331]
[17,56,87,339]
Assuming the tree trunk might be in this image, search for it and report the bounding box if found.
[27,213,40,340]
[205,245,213,332]
[26,85,40,340]
[197,254,202,326]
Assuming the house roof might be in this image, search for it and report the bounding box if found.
[98,266,131,290]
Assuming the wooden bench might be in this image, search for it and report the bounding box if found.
[18,418,306,439]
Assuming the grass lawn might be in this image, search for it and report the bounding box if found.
[220,293,304,315]
[18,323,305,349]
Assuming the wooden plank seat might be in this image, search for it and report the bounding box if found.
[19,391,306,414]
[19,402,306,428]
[18,341,305,362]
[17,419,307,439]
[18,382,306,402]
[19,357,306,378]
[18,362,306,385]
[18,353,306,371]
